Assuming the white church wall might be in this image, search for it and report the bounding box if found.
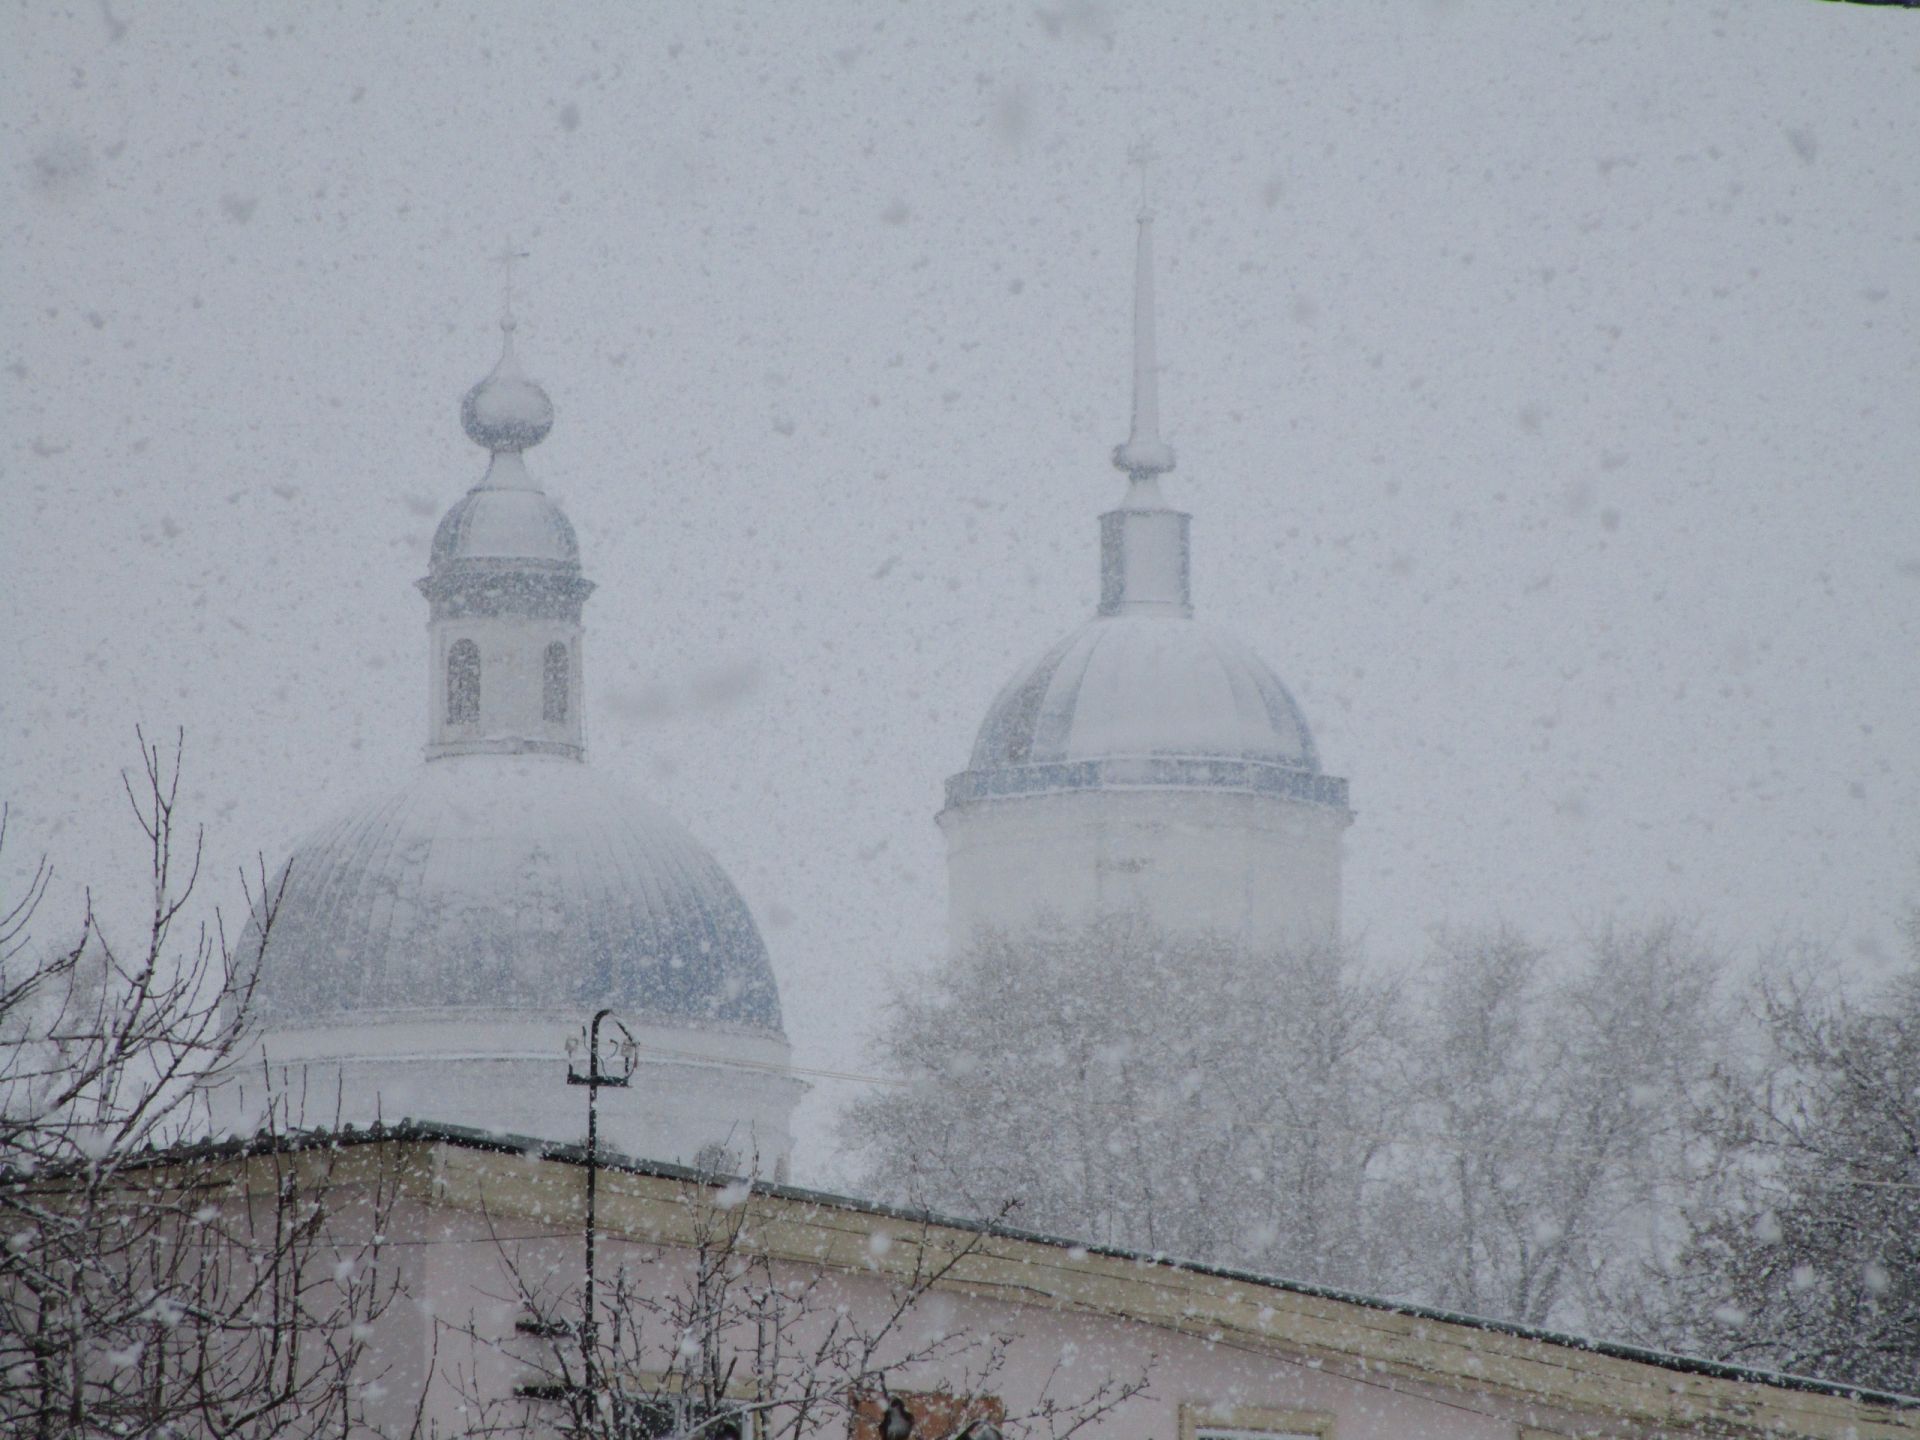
[427,614,583,757]
[218,1010,804,1177]
[941,788,1346,949]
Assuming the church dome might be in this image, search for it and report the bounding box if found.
[460,318,554,453]
[949,613,1346,810]
[972,613,1319,772]
[430,485,579,568]
[255,753,784,1033]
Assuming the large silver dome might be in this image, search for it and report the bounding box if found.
[948,614,1347,810]
[255,753,784,1032]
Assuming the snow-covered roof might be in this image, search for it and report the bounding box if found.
[253,753,784,1032]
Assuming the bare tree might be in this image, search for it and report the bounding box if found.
[1650,926,1920,1391]
[442,1166,1150,1440]
[1383,919,1727,1332]
[0,732,418,1438]
[839,912,1402,1294]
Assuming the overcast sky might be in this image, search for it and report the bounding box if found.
[5,1,1916,1171]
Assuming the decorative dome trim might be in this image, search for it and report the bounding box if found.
[945,754,1348,809]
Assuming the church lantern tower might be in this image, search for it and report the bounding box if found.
[422,315,590,762]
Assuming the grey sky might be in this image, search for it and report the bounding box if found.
[5,2,1916,1168]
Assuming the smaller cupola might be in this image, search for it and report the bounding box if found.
[418,303,593,762]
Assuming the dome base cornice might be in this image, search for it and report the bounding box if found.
[425,736,584,762]
[417,567,595,623]
[944,754,1350,813]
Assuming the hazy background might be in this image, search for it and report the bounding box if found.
[5,1,1916,1173]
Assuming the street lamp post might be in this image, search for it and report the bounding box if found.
[566,1007,638,1412]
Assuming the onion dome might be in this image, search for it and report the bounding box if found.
[254,753,785,1031]
[430,318,579,573]
[460,318,554,453]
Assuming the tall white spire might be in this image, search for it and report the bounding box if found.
[494,240,529,328]
[1112,145,1176,488]
[1100,150,1190,619]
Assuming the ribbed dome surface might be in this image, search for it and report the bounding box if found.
[255,754,782,1030]
[430,486,579,569]
[972,614,1319,771]
[948,613,1347,810]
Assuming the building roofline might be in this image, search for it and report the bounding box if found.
[64,1117,1914,1413]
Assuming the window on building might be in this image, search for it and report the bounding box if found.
[609,1394,747,1440]
[447,639,481,725]
[1185,1405,1333,1440]
[543,641,569,723]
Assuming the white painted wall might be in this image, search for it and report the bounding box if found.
[427,615,584,759]
[214,1009,805,1177]
[942,788,1347,948]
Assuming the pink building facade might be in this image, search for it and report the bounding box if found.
[222,1126,1915,1440]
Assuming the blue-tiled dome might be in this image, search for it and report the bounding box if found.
[254,753,784,1032]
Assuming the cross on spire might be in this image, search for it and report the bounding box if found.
[1128,139,1158,220]
[493,242,530,330]
[1112,149,1175,482]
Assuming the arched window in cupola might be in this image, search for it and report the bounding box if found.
[543,642,569,723]
[447,639,481,726]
